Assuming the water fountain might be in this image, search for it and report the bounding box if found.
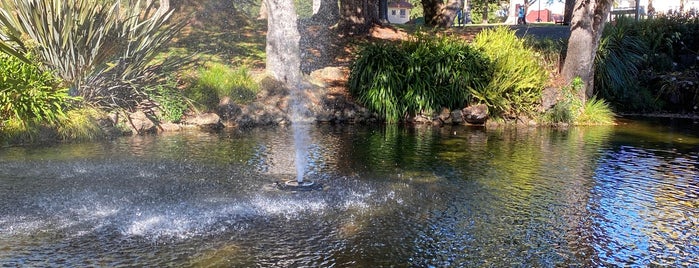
[264,0,318,189]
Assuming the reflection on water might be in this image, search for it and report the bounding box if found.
[0,120,698,266]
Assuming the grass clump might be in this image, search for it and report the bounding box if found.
[544,77,614,125]
[56,107,105,141]
[187,63,259,111]
[471,27,548,118]
[349,34,492,122]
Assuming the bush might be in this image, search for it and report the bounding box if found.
[543,77,614,125]
[0,0,186,110]
[187,63,259,111]
[595,17,648,109]
[349,34,492,122]
[0,53,74,127]
[471,27,548,118]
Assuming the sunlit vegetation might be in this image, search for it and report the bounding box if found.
[543,77,614,125]
[349,34,492,122]
[187,63,260,111]
[0,53,75,129]
[471,27,548,118]
[56,107,106,141]
[0,0,186,111]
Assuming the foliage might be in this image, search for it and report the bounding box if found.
[187,63,259,111]
[470,2,507,23]
[543,77,583,124]
[0,53,75,127]
[525,37,566,75]
[295,0,313,19]
[576,97,614,125]
[594,17,647,108]
[471,27,547,118]
[543,77,614,125]
[635,15,699,71]
[152,82,190,123]
[653,71,699,112]
[0,0,187,110]
[348,34,492,122]
[56,107,105,141]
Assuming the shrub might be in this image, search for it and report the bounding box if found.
[595,17,648,109]
[471,27,548,118]
[349,34,492,122]
[0,53,74,126]
[0,0,186,110]
[187,63,259,111]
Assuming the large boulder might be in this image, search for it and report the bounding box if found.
[462,104,489,125]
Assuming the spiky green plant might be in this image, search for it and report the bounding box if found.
[471,27,547,118]
[595,17,647,108]
[0,0,187,109]
[349,35,492,123]
[576,97,615,125]
[542,77,614,125]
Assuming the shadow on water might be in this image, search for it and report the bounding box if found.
[0,120,697,266]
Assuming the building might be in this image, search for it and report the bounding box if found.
[388,1,413,24]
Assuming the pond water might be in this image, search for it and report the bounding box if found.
[0,118,698,267]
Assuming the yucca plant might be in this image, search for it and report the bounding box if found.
[471,27,548,118]
[0,0,187,110]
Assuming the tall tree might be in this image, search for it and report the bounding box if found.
[422,0,463,27]
[560,0,613,100]
[265,0,302,86]
[563,0,574,24]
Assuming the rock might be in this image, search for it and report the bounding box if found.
[159,122,182,132]
[438,108,451,125]
[127,111,157,134]
[462,104,489,125]
[451,110,463,124]
[414,114,431,124]
[186,112,224,131]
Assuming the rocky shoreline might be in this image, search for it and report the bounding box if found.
[111,66,497,136]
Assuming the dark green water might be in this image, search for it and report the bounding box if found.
[0,118,697,267]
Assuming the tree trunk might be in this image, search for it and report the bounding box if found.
[340,0,380,34]
[265,0,302,86]
[481,3,488,23]
[560,0,613,100]
[422,0,462,27]
[313,0,340,22]
[563,0,575,24]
